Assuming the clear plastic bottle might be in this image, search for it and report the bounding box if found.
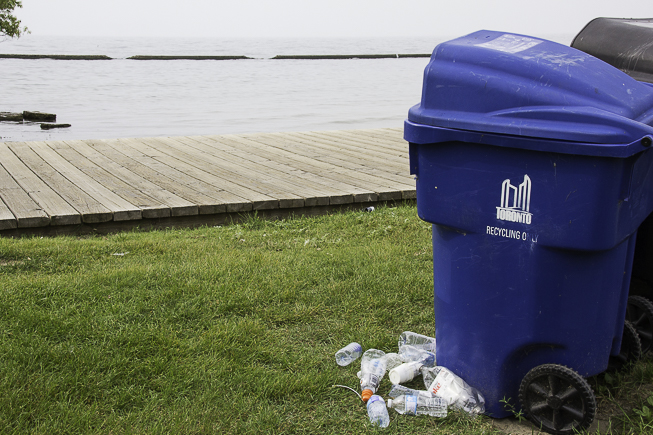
[335,342,362,366]
[388,384,434,399]
[422,366,485,417]
[367,394,390,428]
[398,331,437,352]
[359,349,387,402]
[420,366,444,389]
[398,345,436,367]
[389,361,424,385]
[387,394,447,417]
[383,352,403,371]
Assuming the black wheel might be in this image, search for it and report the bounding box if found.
[608,320,642,371]
[519,364,596,435]
[625,295,653,353]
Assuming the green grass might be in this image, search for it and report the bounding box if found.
[0,204,497,434]
[1,203,652,434]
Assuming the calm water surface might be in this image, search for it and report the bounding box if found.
[0,34,575,143]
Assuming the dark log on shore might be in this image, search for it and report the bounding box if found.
[0,112,24,122]
[40,123,71,130]
[0,54,112,60]
[271,53,432,60]
[24,111,56,122]
[127,55,252,60]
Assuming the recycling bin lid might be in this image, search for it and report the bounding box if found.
[571,18,653,85]
[406,30,653,157]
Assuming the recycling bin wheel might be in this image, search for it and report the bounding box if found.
[518,364,596,435]
[608,320,642,371]
[625,296,653,354]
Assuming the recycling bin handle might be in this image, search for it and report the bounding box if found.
[409,143,418,176]
[625,145,653,202]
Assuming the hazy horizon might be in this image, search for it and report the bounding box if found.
[11,0,651,40]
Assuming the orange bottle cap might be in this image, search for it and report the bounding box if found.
[361,389,373,402]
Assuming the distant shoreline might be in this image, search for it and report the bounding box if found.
[0,54,112,60]
[0,53,431,60]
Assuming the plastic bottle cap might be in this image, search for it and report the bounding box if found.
[386,399,393,408]
[361,389,374,402]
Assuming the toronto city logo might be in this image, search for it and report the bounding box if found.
[496,175,532,225]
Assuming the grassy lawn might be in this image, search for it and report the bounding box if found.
[0,203,652,434]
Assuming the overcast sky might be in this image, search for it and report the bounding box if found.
[13,0,652,39]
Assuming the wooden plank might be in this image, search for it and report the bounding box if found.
[223,133,405,201]
[115,137,262,212]
[66,139,198,217]
[0,196,17,230]
[85,138,227,215]
[188,135,346,205]
[153,136,307,208]
[0,143,80,225]
[175,135,356,206]
[240,132,415,197]
[115,137,258,212]
[169,136,312,208]
[136,136,282,210]
[357,127,404,138]
[276,133,414,186]
[27,141,142,221]
[322,129,409,154]
[301,130,410,162]
[6,142,112,224]
[351,128,405,142]
[281,131,408,172]
[47,141,169,219]
[196,134,370,204]
[0,160,50,228]
[262,132,403,176]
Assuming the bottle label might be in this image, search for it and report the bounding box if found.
[429,369,458,405]
[405,395,418,415]
[360,373,380,390]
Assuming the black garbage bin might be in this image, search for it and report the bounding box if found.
[572,17,653,84]
[572,18,653,350]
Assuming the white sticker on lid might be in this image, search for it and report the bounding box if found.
[477,34,542,53]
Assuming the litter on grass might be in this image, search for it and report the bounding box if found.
[335,331,486,428]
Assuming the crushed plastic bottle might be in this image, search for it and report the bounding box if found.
[383,352,404,371]
[398,345,436,367]
[421,366,485,416]
[388,384,434,399]
[387,394,448,417]
[420,365,443,388]
[359,349,387,402]
[389,361,424,385]
[398,331,437,353]
[335,342,362,366]
[367,394,390,428]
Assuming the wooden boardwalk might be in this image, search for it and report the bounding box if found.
[0,128,415,236]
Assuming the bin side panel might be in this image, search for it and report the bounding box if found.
[433,226,635,417]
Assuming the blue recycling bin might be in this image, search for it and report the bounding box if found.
[405,30,653,432]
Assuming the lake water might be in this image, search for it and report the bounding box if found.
[0,34,575,143]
